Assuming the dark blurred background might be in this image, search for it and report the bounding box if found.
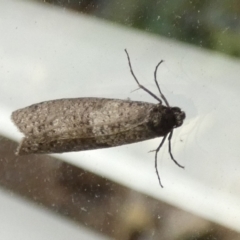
[41,0,240,57]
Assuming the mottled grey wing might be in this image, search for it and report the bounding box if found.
[12,98,154,140]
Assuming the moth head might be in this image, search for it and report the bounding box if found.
[171,107,186,127]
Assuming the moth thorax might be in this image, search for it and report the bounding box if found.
[150,105,165,127]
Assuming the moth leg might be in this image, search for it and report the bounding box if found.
[124,49,163,104]
[168,130,184,168]
[154,134,168,188]
[130,87,141,93]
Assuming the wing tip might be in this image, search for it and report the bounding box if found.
[11,110,23,133]
[15,138,25,155]
[15,137,38,155]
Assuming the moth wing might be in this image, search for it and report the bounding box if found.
[12,98,155,140]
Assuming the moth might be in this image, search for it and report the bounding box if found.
[12,49,186,187]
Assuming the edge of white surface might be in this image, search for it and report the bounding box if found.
[0,188,111,240]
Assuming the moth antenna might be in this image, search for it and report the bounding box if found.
[154,134,168,188]
[124,49,162,104]
[154,61,170,107]
[168,130,184,168]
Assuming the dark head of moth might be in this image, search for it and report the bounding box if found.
[12,49,185,187]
